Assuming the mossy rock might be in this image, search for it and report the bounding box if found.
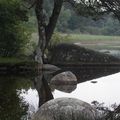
[32,98,99,120]
[49,43,120,64]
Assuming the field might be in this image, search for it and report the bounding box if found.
[61,34,120,50]
[66,34,120,41]
[31,33,120,51]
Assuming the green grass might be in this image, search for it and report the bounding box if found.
[0,57,34,64]
[31,32,120,43]
[30,33,120,51]
[62,34,120,42]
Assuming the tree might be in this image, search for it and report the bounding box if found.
[0,0,29,57]
[26,0,120,64]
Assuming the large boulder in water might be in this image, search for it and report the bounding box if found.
[50,71,77,93]
[49,43,120,64]
[32,98,99,120]
[50,71,77,85]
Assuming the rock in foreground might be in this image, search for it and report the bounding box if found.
[32,98,99,120]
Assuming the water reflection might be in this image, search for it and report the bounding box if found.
[57,64,120,83]
[0,65,120,119]
[32,64,120,106]
[33,72,53,107]
[50,84,77,93]
[54,72,120,105]
[0,77,32,120]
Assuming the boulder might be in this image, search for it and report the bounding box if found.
[49,43,120,64]
[50,71,77,85]
[32,98,99,120]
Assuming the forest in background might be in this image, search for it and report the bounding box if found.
[1,0,120,58]
[27,0,120,36]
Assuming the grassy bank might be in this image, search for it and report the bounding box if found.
[0,57,39,75]
[31,33,120,51]
[32,33,120,42]
[65,34,120,42]
[0,57,34,64]
[60,34,120,50]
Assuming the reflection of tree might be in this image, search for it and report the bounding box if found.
[0,77,32,120]
[33,72,53,107]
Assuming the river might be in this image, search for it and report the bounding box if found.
[0,63,120,119]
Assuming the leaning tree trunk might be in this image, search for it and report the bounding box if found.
[45,0,63,49]
[35,0,46,64]
[34,0,63,64]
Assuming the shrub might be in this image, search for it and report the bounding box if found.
[0,0,30,57]
[48,32,69,49]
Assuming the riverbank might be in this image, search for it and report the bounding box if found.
[65,34,120,50]
[0,57,61,75]
[0,57,39,75]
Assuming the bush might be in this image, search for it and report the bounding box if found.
[92,101,120,120]
[48,32,69,49]
[46,32,70,61]
[0,0,30,57]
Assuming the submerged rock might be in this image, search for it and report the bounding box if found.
[50,71,77,85]
[32,98,99,120]
[42,64,60,72]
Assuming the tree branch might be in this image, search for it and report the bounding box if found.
[45,0,63,49]
[22,0,37,9]
[28,0,36,9]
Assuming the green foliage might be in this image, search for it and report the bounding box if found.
[0,57,35,64]
[51,33,120,42]
[48,32,69,49]
[56,7,72,32]
[42,1,120,35]
[0,77,30,120]
[47,32,70,58]
[0,0,30,57]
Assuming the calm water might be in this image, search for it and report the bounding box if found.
[0,62,120,119]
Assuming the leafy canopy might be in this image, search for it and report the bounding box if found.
[0,0,29,57]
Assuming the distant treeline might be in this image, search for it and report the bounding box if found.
[27,0,120,36]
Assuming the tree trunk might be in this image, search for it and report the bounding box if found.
[35,0,46,64]
[45,0,63,49]
[34,0,63,63]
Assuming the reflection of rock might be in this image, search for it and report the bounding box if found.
[51,84,77,93]
[91,81,97,84]
[50,71,77,85]
[42,64,60,72]
[32,98,99,120]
